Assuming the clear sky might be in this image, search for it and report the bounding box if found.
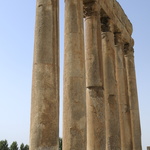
[0,0,149,149]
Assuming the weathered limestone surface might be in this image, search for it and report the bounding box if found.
[100,0,132,42]
[30,0,142,150]
[30,0,59,150]
[63,0,86,150]
[101,19,121,150]
[114,33,132,150]
[124,44,142,150]
[84,1,105,149]
[84,0,133,42]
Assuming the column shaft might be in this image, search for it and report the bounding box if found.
[124,44,142,150]
[101,19,121,150]
[63,0,86,150]
[30,0,59,150]
[114,33,132,150]
[84,1,105,150]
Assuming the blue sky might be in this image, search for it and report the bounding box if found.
[0,0,149,149]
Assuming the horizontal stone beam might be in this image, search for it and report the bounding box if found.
[83,0,133,43]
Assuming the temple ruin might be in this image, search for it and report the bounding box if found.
[30,0,142,149]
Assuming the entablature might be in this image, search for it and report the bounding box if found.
[83,0,133,44]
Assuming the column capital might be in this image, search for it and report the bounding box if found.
[83,2,99,18]
[101,16,114,32]
[114,32,122,45]
[124,43,134,56]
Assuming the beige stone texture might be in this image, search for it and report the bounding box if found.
[63,0,86,150]
[101,23,121,150]
[124,46,142,150]
[84,2,102,88]
[147,147,150,150]
[114,33,132,150]
[84,0,133,43]
[84,1,105,149]
[100,0,132,42]
[86,88,105,150]
[30,0,142,149]
[30,0,59,150]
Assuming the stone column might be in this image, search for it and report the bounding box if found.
[124,42,142,150]
[30,0,59,150]
[84,1,105,150]
[63,0,86,150]
[114,33,132,150]
[101,17,121,150]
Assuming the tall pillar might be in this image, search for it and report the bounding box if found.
[101,17,121,150]
[63,0,86,150]
[30,0,59,150]
[84,1,105,150]
[114,33,132,150]
[124,42,142,150]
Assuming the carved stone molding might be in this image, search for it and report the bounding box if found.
[114,32,122,45]
[101,16,111,32]
[83,2,98,17]
[124,43,134,55]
